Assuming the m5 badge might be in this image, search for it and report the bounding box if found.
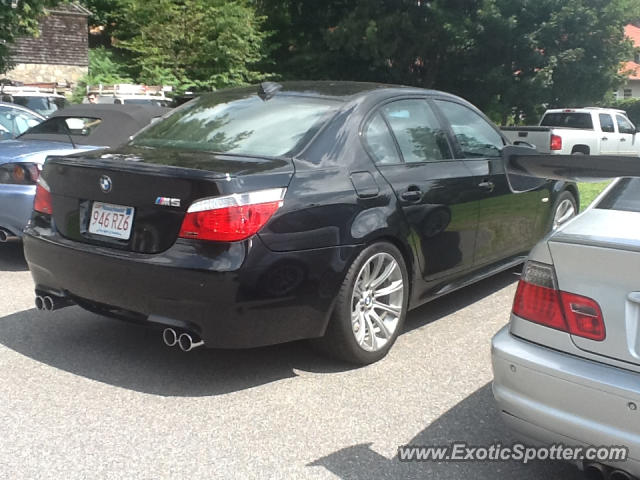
[155,197,181,207]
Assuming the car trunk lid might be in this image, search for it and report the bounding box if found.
[42,146,294,253]
[549,208,640,367]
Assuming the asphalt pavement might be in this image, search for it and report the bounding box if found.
[0,241,583,479]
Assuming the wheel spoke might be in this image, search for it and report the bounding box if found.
[369,310,391,339]
[369,260,398,289]
[373,279,403,298]
[368,255,384,286]
[373,300,401,317]
[353,311,366,345]
[364,313,377,350]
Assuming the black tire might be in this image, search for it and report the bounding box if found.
[314,242,409,365]
[550,190,578,230]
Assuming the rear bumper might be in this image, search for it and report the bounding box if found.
[0,185,35,236]
[23,228,360,348]
[492,326,640,475]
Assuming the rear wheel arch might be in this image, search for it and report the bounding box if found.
[571,145,590,155]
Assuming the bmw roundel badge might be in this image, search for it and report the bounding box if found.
[99,175,112,193]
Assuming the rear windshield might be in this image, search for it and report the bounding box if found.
[540,112,593,129]
[597,178,640,212]
[131,91,339,157]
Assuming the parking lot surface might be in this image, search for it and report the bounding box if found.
[0,242,582,479]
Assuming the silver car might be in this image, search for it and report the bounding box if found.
[493,154,640,479]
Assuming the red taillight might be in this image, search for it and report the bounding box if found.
[179,188,286,242]
[550,134,562,151]
[512,261,605,341]
[33,177,53,215]
[560,292,605,341]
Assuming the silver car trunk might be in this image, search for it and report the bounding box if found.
[549,208,640,367]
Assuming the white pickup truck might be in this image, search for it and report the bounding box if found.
[501,107,640,156]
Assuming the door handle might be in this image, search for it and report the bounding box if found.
[401,187,422,202]
[621,138,627,142]
[478,180,495,192]
[602,137,608,141]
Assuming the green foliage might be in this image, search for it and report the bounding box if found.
[259,0,640,123]
[0,0,61,74]
[113,0,270,92]
[71,46,132,102]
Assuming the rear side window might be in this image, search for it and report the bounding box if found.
[599,114,615,133]
[540,112,594,129]
[597,178,640,212]
[434,100,503,158]
[132,93,339,157]
[380,99,452,163]
[363,113,401,165]
[26,117,102,136]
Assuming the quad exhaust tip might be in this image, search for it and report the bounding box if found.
[584,463,637,480]
[35,293,72,312]
[0,229,14,243]
[162,328,204,352]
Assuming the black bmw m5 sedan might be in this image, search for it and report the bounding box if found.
[23,81,578,364]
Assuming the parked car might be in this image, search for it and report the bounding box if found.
[23,81,578,363]
[0,102,43,140]
[501,107,640,156]
[492,153,640,479]
[1,85,69,117]
[0,104,168,242]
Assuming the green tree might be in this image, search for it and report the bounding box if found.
[114,0,270,92]
[71,46,132,102]
[0,0,61,74]
[259,0,639,123]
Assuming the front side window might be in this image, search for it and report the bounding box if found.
[599,114,615,133]
[597,178,640,212]
[616,115,635,134]
[132,92,340,157]
[434,100,503,158]
[380,99,452,163]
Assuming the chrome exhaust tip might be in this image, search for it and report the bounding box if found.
[43,296,54,311]
[35,296,45,311]
[178,332,204,352]
[610,470,635,480]
[162,328,178,347]
[584,463,608,480]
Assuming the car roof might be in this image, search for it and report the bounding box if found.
[21,104,170,148]
[207,81,464,103]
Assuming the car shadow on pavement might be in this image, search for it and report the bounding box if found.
[0,306,353,397]
[0,241,28,272]
[309,383,584,480]
[0,268,521,397]
[404,267,521,333]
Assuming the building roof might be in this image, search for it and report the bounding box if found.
[47,3,91,16]
[621,25,640,81]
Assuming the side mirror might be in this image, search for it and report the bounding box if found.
[502,145,548,193]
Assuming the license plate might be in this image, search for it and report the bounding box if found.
[89,202,134,240]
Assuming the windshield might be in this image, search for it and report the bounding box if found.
[12,96,68,117]
[540,112,594,129]
[131,91,339,157]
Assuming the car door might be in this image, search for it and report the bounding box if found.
[598,113,618,155]
[432,98,543,267]
[364,98,480,281]
[615,114,637,155]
